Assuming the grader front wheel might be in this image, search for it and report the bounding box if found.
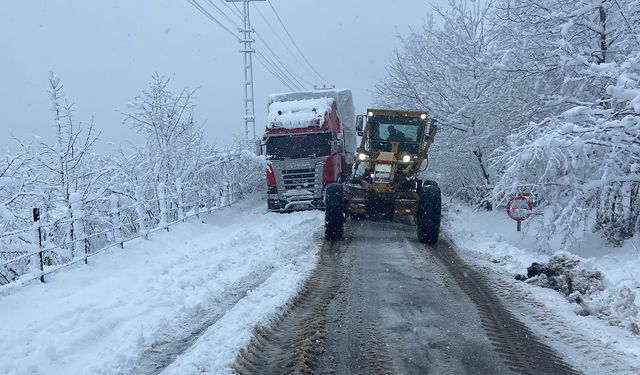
[324,183,345,241]
[417,184,442,244]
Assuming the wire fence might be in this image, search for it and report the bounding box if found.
[0,181,245,290]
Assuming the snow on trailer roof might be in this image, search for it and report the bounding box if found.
[267,89,356,154]
[267,97,335,129]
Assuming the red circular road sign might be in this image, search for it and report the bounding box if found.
[506,194,533,221]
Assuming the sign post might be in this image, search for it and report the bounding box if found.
[506,194,532,232]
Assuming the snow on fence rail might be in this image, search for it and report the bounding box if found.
[0,182,243,289]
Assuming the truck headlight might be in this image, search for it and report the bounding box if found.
[358,153,367,161]
[420,113,427,120]
[402,155,411,163]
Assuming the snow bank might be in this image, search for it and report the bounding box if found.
[443,202,640,335]
[0,198,323,375]
[267,97,334,129]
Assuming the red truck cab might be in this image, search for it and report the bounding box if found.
[263,90,355,211]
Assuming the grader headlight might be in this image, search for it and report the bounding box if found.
[358,153,368,161]
[402,155,411,163]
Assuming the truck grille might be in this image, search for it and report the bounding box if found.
[282,168,316,189]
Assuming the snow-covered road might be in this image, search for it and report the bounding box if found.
[0,199,323,375]
[2,198,638,375]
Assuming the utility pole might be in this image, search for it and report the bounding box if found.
[227,0,265,141]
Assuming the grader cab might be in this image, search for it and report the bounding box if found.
[324,109,441,244]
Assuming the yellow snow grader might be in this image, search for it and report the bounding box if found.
[324,109,441,243]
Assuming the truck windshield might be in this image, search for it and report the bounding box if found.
[265,133,332,159]
[370,116,421,142]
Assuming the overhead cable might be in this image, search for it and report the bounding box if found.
[255,52,301,91]
[266,0,332,85]
[188,0,308,90]
[186,0,239,41]
[252,3,313,79]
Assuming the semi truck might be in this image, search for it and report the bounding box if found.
[262,89,356,211]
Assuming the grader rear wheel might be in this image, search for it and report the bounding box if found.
[325,183,345,241]
[350,213,366,220]
[417,184,441,244]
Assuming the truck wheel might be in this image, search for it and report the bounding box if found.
[325,183,344,241]
[267,200,280,211]
[350,213,366,220]
[417,184,441,244]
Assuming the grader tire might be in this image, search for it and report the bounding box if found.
[350,213,366,221]
[325,183,345,241]
[417,184,441,244]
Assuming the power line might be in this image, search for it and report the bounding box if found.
[230,1,244,18]
[255,43,307,89]
[186,0,239,41]
[253,33,312,88]
[255,48,299,89]
[186,0,310,93]
[266,0,332,85]
[255,52,300,91]
[252,3,315,81]
[203,0,242,30]
[203,0,309,89]
[219,0,244,20]
[217,0,311,88]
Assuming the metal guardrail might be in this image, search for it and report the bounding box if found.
[0,184,244,290]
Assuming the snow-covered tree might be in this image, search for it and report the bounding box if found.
[492,51,640,244]
[377,0,521,206]
[37,73,112,260]
[0,73,265,285]
[377,0,640,243]
[490,0,640,243]
[123,74,204,185]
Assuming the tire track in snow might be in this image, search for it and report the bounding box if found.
[233,240,346,375]
[429,238,583,375]
[472,262,640,375]
[126,268,274,375]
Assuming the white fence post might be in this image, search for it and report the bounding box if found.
[135,186,148,239]
[158,182,169,231]
[32,208,45,283]
[232,182,238,203]
[213,185,221,210]
[222,183,230,207]
[176,178,185,222]
[69,192,87,262]
[110,194,123,248]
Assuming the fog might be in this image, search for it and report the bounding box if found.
[0,0,444,152]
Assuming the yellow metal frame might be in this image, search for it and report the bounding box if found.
[347,108,437,217]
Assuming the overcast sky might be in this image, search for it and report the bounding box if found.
[0,0,445,153]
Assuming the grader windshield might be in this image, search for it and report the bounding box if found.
[370,116,421,142]
[369,115,422,153]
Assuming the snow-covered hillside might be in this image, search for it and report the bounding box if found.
[0,199,323,375]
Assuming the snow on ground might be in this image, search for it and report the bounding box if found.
[442,201,640,373]
[0,198,323,375]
